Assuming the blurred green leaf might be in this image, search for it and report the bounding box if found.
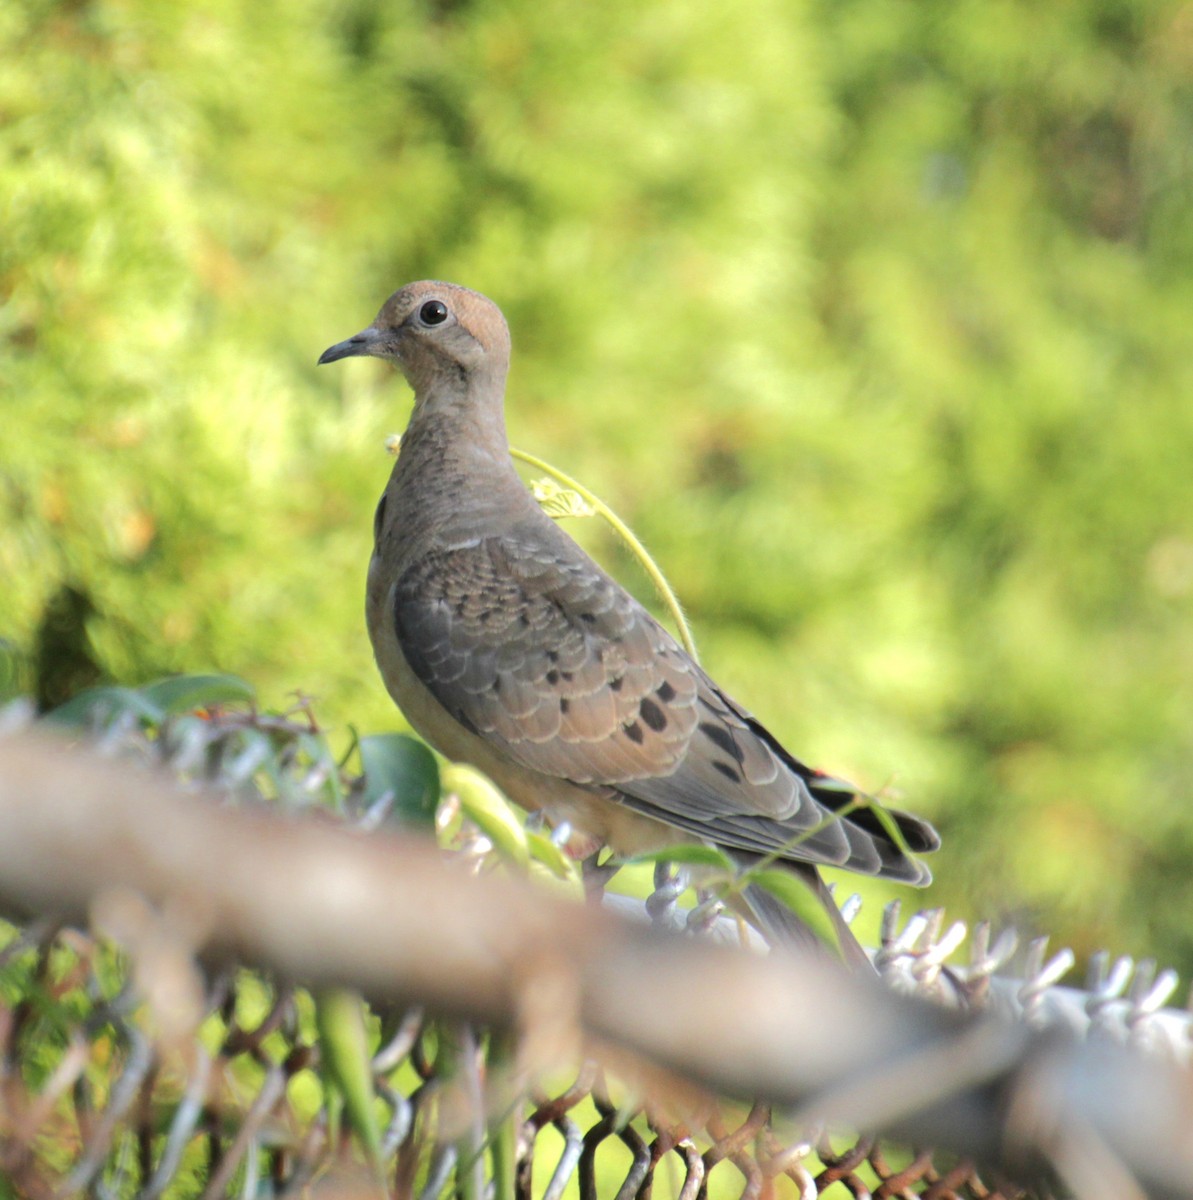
[359,733,440,830]
[442,764,528,867]
[46,686,165,728]
[624,844,734,871]
[526,831,584,897]
[141,673,256,715]
[746,869,843,958]
[525,830,578,879]
[315,987,382,1167]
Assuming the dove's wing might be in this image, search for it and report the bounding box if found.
[393,526,936,882]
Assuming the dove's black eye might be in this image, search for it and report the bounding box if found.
[419,300,449,326]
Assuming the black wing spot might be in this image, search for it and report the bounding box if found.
[519,612,531,627]
[560,697,570,714]
[610,676,624,692]
[639,697,667,732]
[579,612,597,624]
[699,721,744,764]
[547,649,559,664]
[546,669,560,685]
[492,676,503,694]
[624,721,644,745]
[560,670,574,682]
[656,680,677,702]
[712,760,741,783]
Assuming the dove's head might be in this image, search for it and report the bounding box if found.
[319,281,511,398]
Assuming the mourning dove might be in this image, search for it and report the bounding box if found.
[319,281,939,969]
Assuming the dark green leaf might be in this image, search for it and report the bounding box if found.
[141,673,256,715]
[359,733,440,830]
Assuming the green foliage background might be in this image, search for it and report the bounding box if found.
[3,0,1192,966]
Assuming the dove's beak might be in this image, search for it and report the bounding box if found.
[318,325,385,365]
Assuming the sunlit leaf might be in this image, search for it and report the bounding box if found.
[527,858,585,899]
[526,831,584,897]
[525,830,577,878]
[441,763,528,866]
[315,987,382,1166]
[529,478,596,519]
[623,844,734,871]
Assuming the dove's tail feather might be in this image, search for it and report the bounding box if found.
[738,716,941,874]
[809,781,941,857]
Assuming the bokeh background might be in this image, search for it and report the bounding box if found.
[3,0,1192,968]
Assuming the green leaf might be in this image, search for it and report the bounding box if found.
[487,1043,519,1200]
[46,686,165,728]
[746,869,843,958]
[141,673,255,715]
[526,831,584,897]
[442,763,528,866]
[528,859,584,897]
[525,830,577,879]
[314,987,382,1167]
[359,733,440,830]
[623,843,734,870]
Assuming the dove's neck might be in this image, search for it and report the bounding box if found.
[389,377,537,546]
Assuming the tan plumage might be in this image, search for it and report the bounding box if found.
[320,281,939,968]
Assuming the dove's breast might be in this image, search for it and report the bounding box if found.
[366,572,678,858]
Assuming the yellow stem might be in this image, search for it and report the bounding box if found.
[510,447,700,663]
